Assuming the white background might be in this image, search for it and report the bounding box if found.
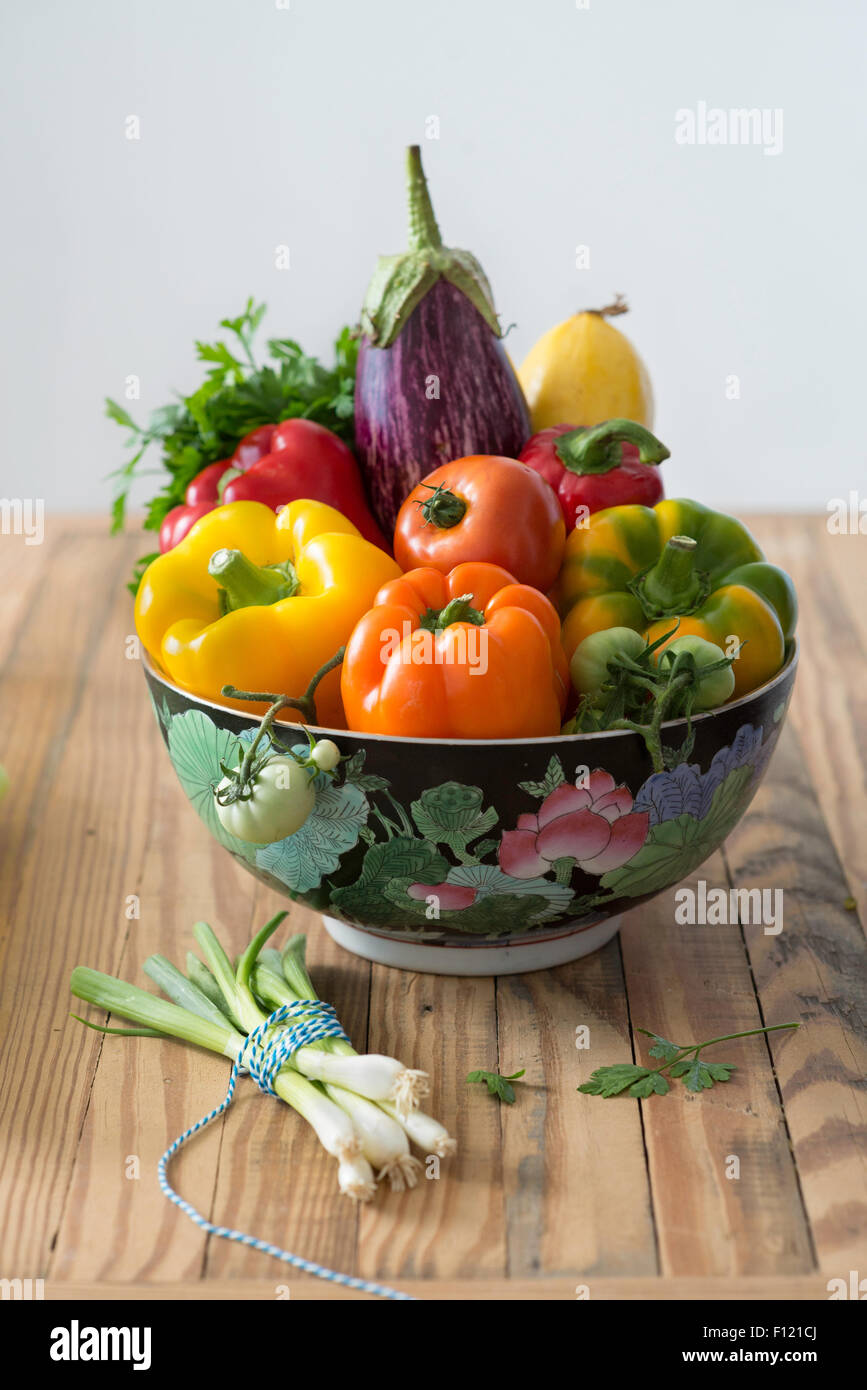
[2,0,864,518]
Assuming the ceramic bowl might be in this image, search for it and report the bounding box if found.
[143,644,797,975]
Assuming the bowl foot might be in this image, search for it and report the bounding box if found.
[320,915,623,976]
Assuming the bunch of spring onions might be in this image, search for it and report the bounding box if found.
[70,913,456,1200]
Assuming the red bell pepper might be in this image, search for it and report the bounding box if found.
[159,421,389,554]
[223,418,389,551]
[158,459,232,553]
[231,424,276,471]
[518,418,669,532]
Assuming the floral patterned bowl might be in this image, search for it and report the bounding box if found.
[143,643,797,975]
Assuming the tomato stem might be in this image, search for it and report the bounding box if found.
[417,482,467,529]
[609,670,695,772]
[222,644,346,741]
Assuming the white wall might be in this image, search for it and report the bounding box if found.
[2,0,864,516]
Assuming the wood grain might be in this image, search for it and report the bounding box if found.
[743,515,867,927]
[723,722,867,1274]
[0,529,144,1272]
[0,514,864,1299]
[361,966,505,1278]
[497,936,657,1277]
[619,847,813,1277]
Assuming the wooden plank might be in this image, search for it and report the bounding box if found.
[40,1275,835,1301]
[0,531,56,667]
[0,529,141,1273]
[358,967,505,1279]
[743,515,867,926]
[24,557,245,1281]
[619,851,813,1276]
[52,735,274,1280]
[497,937,657,1276]
[724,722,867,1273]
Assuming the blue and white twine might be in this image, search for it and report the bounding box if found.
[157,1000,416,1301]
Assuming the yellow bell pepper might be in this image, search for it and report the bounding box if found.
[135,499,401,727]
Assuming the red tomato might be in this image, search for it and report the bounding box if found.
[394,455,566,592]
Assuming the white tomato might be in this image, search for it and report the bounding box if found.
[215,756,315,845]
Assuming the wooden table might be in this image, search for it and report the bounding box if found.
[1,514,864,1302]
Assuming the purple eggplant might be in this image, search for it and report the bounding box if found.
[354,146,530,534]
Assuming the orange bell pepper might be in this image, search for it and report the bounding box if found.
[341,562,568,739]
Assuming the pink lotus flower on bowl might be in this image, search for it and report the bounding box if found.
[407,881,477,910]
[499,770,650,880]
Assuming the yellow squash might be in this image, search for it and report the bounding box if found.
[518,299,653,432]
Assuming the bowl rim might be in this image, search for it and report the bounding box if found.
[142,637,798,748]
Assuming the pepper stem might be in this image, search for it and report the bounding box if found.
[419,593,485,631]
[222,646,346,730]
[555,419,671,477]
[406,145,443,252]
[638,536,705,617]
[209,548,298,612]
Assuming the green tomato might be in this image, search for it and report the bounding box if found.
[215,756,316,845]
[570,627,646,703]
[664,635,735,710]
[311,739,341,772]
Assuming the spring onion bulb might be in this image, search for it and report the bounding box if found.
[325,1084,422,1191]
[380,1100,458,1158]
[294,1050,428,1115]
[338,1154,377,1202]
[272,1068,360,1161]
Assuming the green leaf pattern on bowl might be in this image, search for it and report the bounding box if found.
[154,702,772,938]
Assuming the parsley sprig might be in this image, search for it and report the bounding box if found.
[105,300,359,579]
[578,1022,799,1100]
[467,1068,526,1104]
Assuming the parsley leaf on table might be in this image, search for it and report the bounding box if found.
[467,1068,526,1104]
[578,1022,799,1102]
